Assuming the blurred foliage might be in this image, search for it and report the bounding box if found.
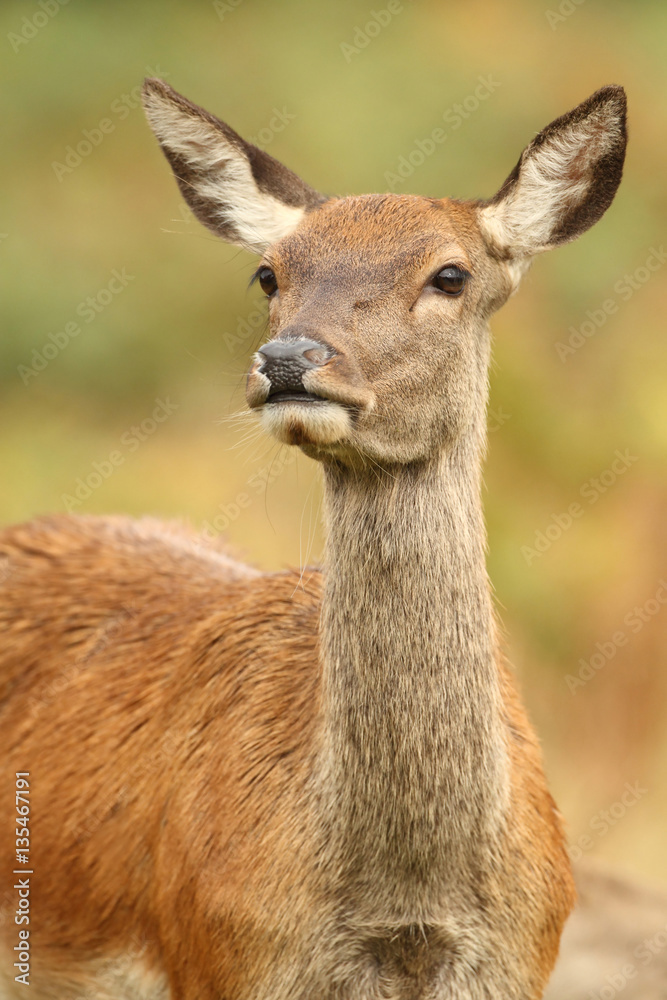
[1,0,666,880]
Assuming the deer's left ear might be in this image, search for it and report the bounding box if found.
[142,78,325,254]
[478,86,627,258]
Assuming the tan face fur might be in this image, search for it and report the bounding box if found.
[245,193,514,466]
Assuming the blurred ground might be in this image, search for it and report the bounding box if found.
[1,0,666,882]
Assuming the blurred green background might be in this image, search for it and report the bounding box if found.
[2,0,666,882]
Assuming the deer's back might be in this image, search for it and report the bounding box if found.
[0,515,324,999]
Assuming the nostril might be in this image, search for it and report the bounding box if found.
[302,346,331,366]
[258,338,328,366]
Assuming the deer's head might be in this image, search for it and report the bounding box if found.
[143,81,626,467]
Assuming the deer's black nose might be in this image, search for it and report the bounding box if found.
[258,338,330,395]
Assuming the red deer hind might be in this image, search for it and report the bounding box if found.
[0,81,627,999]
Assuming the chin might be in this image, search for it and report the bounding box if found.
[260,399,353,448]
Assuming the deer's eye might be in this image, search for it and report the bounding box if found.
[257,267,278,296]
[432,266,468,296]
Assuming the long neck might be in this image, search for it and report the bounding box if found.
[319,429,510,919]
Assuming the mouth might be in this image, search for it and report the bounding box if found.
[259,391,353,448]
[246,362,374,450]
[266,388,329,405]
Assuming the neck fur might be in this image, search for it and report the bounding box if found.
[319,426,510,921]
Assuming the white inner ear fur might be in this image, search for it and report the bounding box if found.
[479,107,618,260]
[145,97,305,254]
[195,158,306,254]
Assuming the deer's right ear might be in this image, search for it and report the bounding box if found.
[142,78,324,254]
[478,86,627,260]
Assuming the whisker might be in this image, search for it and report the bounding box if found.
[293,473,320,596]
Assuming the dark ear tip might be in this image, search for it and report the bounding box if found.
[588,84,627,120]
[142,77,163,94]
[142,77,176,105]
[595,83,626,101]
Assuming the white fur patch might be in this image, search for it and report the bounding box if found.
[261,401,352,446]
[480,108,619,258]
[144,92,305,254]
[0,951,170,1000]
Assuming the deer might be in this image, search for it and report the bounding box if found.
[0,80,628,1000]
